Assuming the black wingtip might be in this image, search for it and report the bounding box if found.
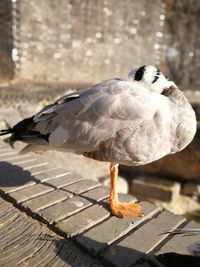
[0,129,13,136]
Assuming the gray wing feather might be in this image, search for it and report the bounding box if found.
[32,79,160,152]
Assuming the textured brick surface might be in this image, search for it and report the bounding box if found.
[76,202,161,254]
[61,179,100,195]
[38,195,92,224]
[22,189,72,212]
[33,168,69,182]
[154,220,200,255]
[56,203,110,237]
[0,160,48,174]
[0,141,199,267]
[102,211,186,267]
[131,176,180,201]
[45,173,84,188]
[1,155,37,164]
[0,169,36,193]
[8,183,55,203]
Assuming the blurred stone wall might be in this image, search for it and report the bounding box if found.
[15,0,161,84]
[163,0,200,89]
[0,0,13,82]
[0,0,199,88]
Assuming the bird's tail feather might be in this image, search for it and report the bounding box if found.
[0,116,50,148]
[0,129,13,136]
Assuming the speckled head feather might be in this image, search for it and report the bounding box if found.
[128,65,176,94]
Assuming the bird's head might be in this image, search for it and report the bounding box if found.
[128,65,176,94]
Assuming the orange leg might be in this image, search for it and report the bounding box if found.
[109,163,143,218]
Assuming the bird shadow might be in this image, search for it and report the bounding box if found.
[0,161,60,190]
[0,161,110,209]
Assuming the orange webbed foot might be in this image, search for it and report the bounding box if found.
[110,200,143,218]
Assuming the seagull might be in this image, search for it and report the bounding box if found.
[0,65,197,218]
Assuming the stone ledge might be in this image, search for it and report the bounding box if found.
[131,175,180,202]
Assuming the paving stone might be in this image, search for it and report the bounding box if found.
[76,201,161,255]
[0,160,47,175]
[0,168,69,194]
[0,151,19,160]
[61,179,100,194]
[22,189,72,212]
[22,180,100,213]
[131,176,180,202]
[115,193,138,203]
[33,168,69,182]
[0,169,36,193]
[45,173,84,189]
[101,211,186,267]
[4,155,36,164]
[27,164,59,175]
[8,183,56,203]
[0,150,18,156]
[38,195,92,224]
[0,147,13,153]
[0,161,27,174]
[56,203,110,237]
[80,185,110,202]
[16,159,48,170]
[154,220,200,256]
[0,147,12,153]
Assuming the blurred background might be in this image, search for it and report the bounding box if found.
[0,0,199,220]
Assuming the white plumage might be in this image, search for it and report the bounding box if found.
[24,65,196,166]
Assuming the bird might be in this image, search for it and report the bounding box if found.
[0,65,197,218]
